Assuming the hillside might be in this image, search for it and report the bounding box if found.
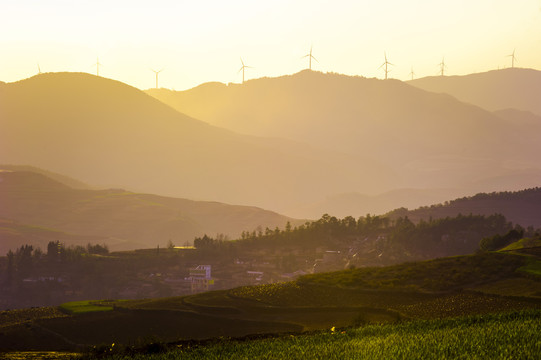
[0,164,92,189]
[146,71,540,190]
[409,68,541,116]
[0,217,109,257]
[1,251,540,351]
[387,188,541,228]
[0,73,391,215]
[0,169,297,252]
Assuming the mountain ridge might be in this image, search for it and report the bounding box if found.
[0,72,392,214]
[387,187,541,229]
[146,69,541,209]
[0,169,299,253]
[408,68,541,116]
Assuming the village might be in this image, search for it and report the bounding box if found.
[0,240,364,311]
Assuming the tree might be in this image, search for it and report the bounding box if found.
[6,250,14,286]
[15,245,33,278]
[479,228,524,251]
[47,241,61,262]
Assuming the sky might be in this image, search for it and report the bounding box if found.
[1,0,540,90]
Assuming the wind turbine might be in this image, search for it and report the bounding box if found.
[37,63,42,75]
[302,45,318,70]
[507,49,517,68]
[151,68,164,89]
[438,57,447,76]
[409,66,415,80]
[379,52,393,79]
[94,57,102,76]
[238,58,252,84]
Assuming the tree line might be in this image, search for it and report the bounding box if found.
[194,213,534,260]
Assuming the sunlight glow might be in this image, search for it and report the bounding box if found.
[1,0,540,89]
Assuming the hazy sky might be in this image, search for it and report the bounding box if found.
[1,0,540,90]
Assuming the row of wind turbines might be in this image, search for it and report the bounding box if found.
[382,49,517,80]
[38,47,519,88]
[237,46,517,84]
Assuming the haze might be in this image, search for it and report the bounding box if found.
[1,1,541,89]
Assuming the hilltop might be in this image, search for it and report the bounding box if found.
[0,72,392,215]
[147,70,541,216]
[0,169,297,253]
[0,164,92,189]
[409,68,541,116]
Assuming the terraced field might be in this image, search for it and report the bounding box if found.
[1,251,540,355]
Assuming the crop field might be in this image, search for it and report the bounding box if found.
[519,257,541,276]
[77,310,541,360]
[2,251,540,354]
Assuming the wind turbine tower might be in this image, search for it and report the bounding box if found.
[238,58,252,84]
[94,57,102,76]
[379,52,393,79]
[409,66,415,80]
[37,63,42,75]
[507,49,517,68]
[439,57,447,76]
[151,68,164,89]
[302,46,318,70]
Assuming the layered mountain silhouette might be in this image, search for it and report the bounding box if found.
[0,164,92,189]
[0,72,393,214]
[147,70,541,216]
[289,188,468,219]
[0,169,297,254]
[409,68,541,116]
[3,71,540,219]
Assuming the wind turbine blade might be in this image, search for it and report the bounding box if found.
[312,56,319,63]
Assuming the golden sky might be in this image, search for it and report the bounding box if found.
[1,0,540,89]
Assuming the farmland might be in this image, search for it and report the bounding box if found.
[1,249,540,357]
[78,310,541,359]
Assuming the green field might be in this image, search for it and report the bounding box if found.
[58,301,116,315]
[2,251,540,355]
[78,310,541,360]
[500,237,541,251]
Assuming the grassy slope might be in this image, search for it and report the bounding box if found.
[83,310,541,360]
[1,251,540,352]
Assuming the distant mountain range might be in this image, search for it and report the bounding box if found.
[408,68,541,116]
[146,69,541,216]
[0,164,92,189]
[1,70,539,219]
[0,169,296,254]
[0,72,391,215]
[289,188,469,219]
